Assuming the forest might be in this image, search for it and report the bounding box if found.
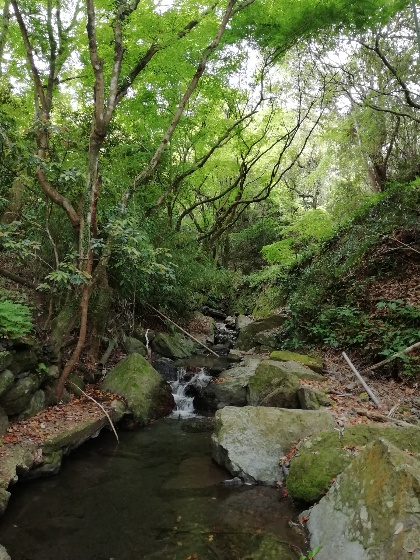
[0,0,419,394]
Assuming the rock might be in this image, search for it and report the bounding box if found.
[0,374,42,416]
[66,374,85,396]
[46,365,59,380]
[254,329,282,349]
[297,387,330,410]
[194,378,248,411]
[225,315,236,329]
[0,370,14,397]
[101,353,174,422]
[287,424,420,503]
[0,352,13,372]
[17,390,45,420]
[26,449,63,478]
[193,362,259,411]
[123,336,147,356]
[266,359,324,381]
[211,406,335,484]
[0,544,11,560]
[269,351,323,374]
[308,439,420,560]
[152,357,178,381]
[0,406,8,436]
[133,325,156,344]
[249,535,298,560]
[234,315,288,351]
[8,349,39,375]
[0,444,36,513]
[202,306,226,320]
[247,361,300,408]
[151,332,195,359]
[235,314,253,331]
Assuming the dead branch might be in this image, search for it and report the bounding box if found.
[342,352,381,408]
[354,408,415,427]
[146,303,219,357]
[363,341,420,373]
[68,382,119,443]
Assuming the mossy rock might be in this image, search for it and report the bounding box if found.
[0,352,13,373]
[66,374,85,396]
[0,406,8,436]
[248,361,300,408]
[0,374,42,416]
[270,351,323,374]
[297,387,331,410]
[234,315,287,351]
[123,336,147,356]
[151,332,195,359]
[17,390,45,420]
[0,370,14,397]
[101,353,174,422]
[287,424,420,503]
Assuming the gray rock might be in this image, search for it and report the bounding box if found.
[308,439,420,560]
[0,352,13,372]
[8,349,38,375]
[266,359,324,381]
[0,406,8,436]
[46,365,60,380]
[0,374,42,416]
[234,315,288,351]
[235,314,253,331]
[66,374,85,396]
[0,370,14,397]
[297,387,330,410]
[195,378,248,411]
[212,406,335,484]
[123,336,147,356]
[101,353,174,421]
[0,544,11,560]
[254,329,282,349]
[152,357,178,381]
[17,390,45,420]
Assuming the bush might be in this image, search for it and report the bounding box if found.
[0,298,33,338]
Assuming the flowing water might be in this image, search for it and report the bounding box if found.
[0,355,307,559]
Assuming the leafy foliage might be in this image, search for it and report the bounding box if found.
[0,298,33,338]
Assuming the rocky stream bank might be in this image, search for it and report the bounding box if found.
[0,310,419,559]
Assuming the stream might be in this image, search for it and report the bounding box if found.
[0,348,307,560]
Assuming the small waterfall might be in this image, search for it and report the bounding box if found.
[169,367,212,417]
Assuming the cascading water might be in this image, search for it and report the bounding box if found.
[169,367,212,417]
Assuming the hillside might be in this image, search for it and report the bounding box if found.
[252,182,420,377]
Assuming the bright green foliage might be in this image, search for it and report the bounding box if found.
[262,209,335,266]
[0,298,32,338]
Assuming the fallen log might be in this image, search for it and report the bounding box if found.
[354,408,415,428]
[362,340,420,373]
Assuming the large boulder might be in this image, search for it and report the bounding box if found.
[287,424,420,503]
[0,370,14,397]
[0,374,42,416]
[151,332,195,359]
[247,361,300,408]
[308,439,420,560]
[0,352,13,372]
[211,406,335,484]
[234,315,287,351]
[123,336,147,356]
[269,351,323,374]
[193,361,260,411]
[8,349,38,375]
[101,353,174,422]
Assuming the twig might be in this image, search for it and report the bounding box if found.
[342,352,381,408]
[389,236,420,255]
[362,341,420,373]
[68,382,119,443]
[146,303,220,357]
[354,408,415,427]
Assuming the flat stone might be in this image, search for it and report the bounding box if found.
[270,351,323,374]
[212,406,335,484]
[0,370,14,397]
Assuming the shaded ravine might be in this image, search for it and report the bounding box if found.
[0,419,306,560]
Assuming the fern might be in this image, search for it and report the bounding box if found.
[0,299,33,338]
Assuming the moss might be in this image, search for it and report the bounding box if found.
[269,351,323,374]
[287,424,420,503]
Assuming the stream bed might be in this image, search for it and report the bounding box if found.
[0,419,306,560]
